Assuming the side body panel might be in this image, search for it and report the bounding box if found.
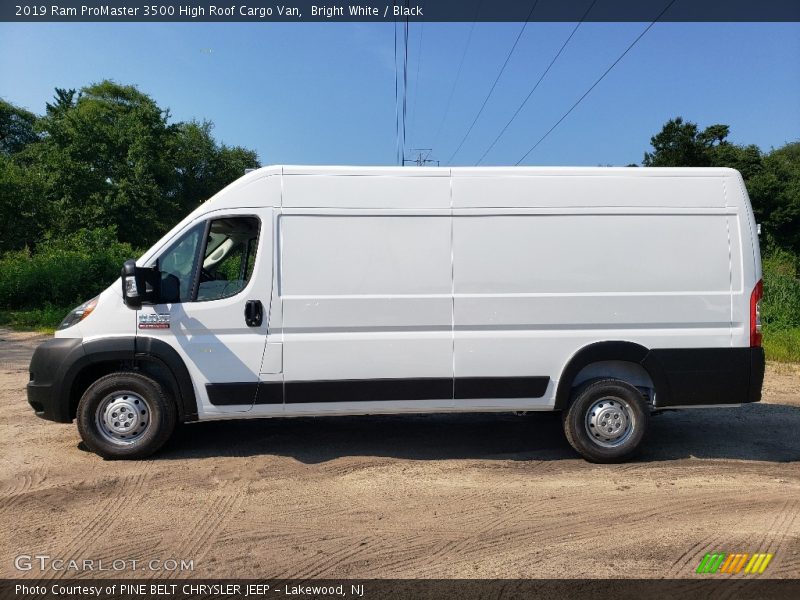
[451,172,740,410]
[278,173,455,415]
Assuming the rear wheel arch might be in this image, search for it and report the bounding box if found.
[555,341,668,410]
[572,360,655,402]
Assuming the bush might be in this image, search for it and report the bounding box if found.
[763,327,800,362]
[761,249,800,330]
[0,227,139,310]
[0,305,66,332]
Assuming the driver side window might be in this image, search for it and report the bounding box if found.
[156,216,260,303]
[196,217,260,302]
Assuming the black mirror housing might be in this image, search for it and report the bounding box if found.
[160,273,181,304]
[121,259,161,309]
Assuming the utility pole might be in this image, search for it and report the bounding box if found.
[403,148,440,167]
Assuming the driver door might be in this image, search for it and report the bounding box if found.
[137,208,275,415]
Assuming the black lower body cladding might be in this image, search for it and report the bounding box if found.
[28,334,766,421]
[26,335,198,424]
[645,347,765,407]
[206,376,551,406]
[27,337,84,422]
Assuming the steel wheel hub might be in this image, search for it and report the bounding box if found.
[96,392,150,445]
[585,397,634,448]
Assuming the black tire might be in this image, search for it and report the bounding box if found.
[563,378,649,463]
[76,371,177,460]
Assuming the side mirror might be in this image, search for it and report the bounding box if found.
[121,259,160,309]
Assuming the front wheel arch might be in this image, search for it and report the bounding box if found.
[65,337,198,423]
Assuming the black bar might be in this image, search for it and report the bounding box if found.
[208,377,550,405]
[206,382,258,406]
[2,579,800,600]
[455,376,549,399]
[3,0,799,23]
[284,378,454,403]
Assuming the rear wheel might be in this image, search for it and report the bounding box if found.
[77,372,176,459]
[563,378,649,463]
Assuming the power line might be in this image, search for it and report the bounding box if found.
[445,0,540,165]
[393,15,400,165]
[475,0,598,166]
[402,7,409,157]
[408,20,424,149]
[515,0,677,165]
[432,0,483,149]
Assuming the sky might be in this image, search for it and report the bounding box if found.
[1,21,798,167]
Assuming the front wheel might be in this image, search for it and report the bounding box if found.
[563,378,650,463]
[77,372,177,459]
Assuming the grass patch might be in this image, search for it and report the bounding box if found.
[763,327,800,363]
[0,305,67,334]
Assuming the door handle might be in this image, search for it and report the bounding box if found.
[244,300,263,327]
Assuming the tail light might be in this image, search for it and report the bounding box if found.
[750,279,763,347]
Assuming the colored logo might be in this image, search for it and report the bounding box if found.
[696,552,773,575]
[138,313,170,329]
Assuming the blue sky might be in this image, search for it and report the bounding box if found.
[1,21,798,166]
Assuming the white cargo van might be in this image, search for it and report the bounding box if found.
[28,166,765,462]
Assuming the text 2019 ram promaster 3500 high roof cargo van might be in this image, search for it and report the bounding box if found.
[28,166,766,462]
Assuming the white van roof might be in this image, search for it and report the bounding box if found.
[204,165,744,211]
[243,164,739,178]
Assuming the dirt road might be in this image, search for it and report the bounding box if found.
[1,329,798,579]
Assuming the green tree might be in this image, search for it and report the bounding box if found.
[29,81,261,247]
[35,81,179,245]
[747,142,800,255]
[0,154,47,250]
[1,82,260,252]
[45,87,76,116]
[643,117,730,167]
[0,99,47,250]
[0,99,39,156]
[169,120,259,215]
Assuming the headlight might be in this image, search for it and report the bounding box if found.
[58,296,99,330]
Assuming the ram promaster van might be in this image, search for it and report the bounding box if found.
[27,166,766,462]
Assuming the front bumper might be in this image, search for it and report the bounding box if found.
[27,337,84,422]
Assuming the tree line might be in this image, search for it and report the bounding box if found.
[1,80,259,252]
